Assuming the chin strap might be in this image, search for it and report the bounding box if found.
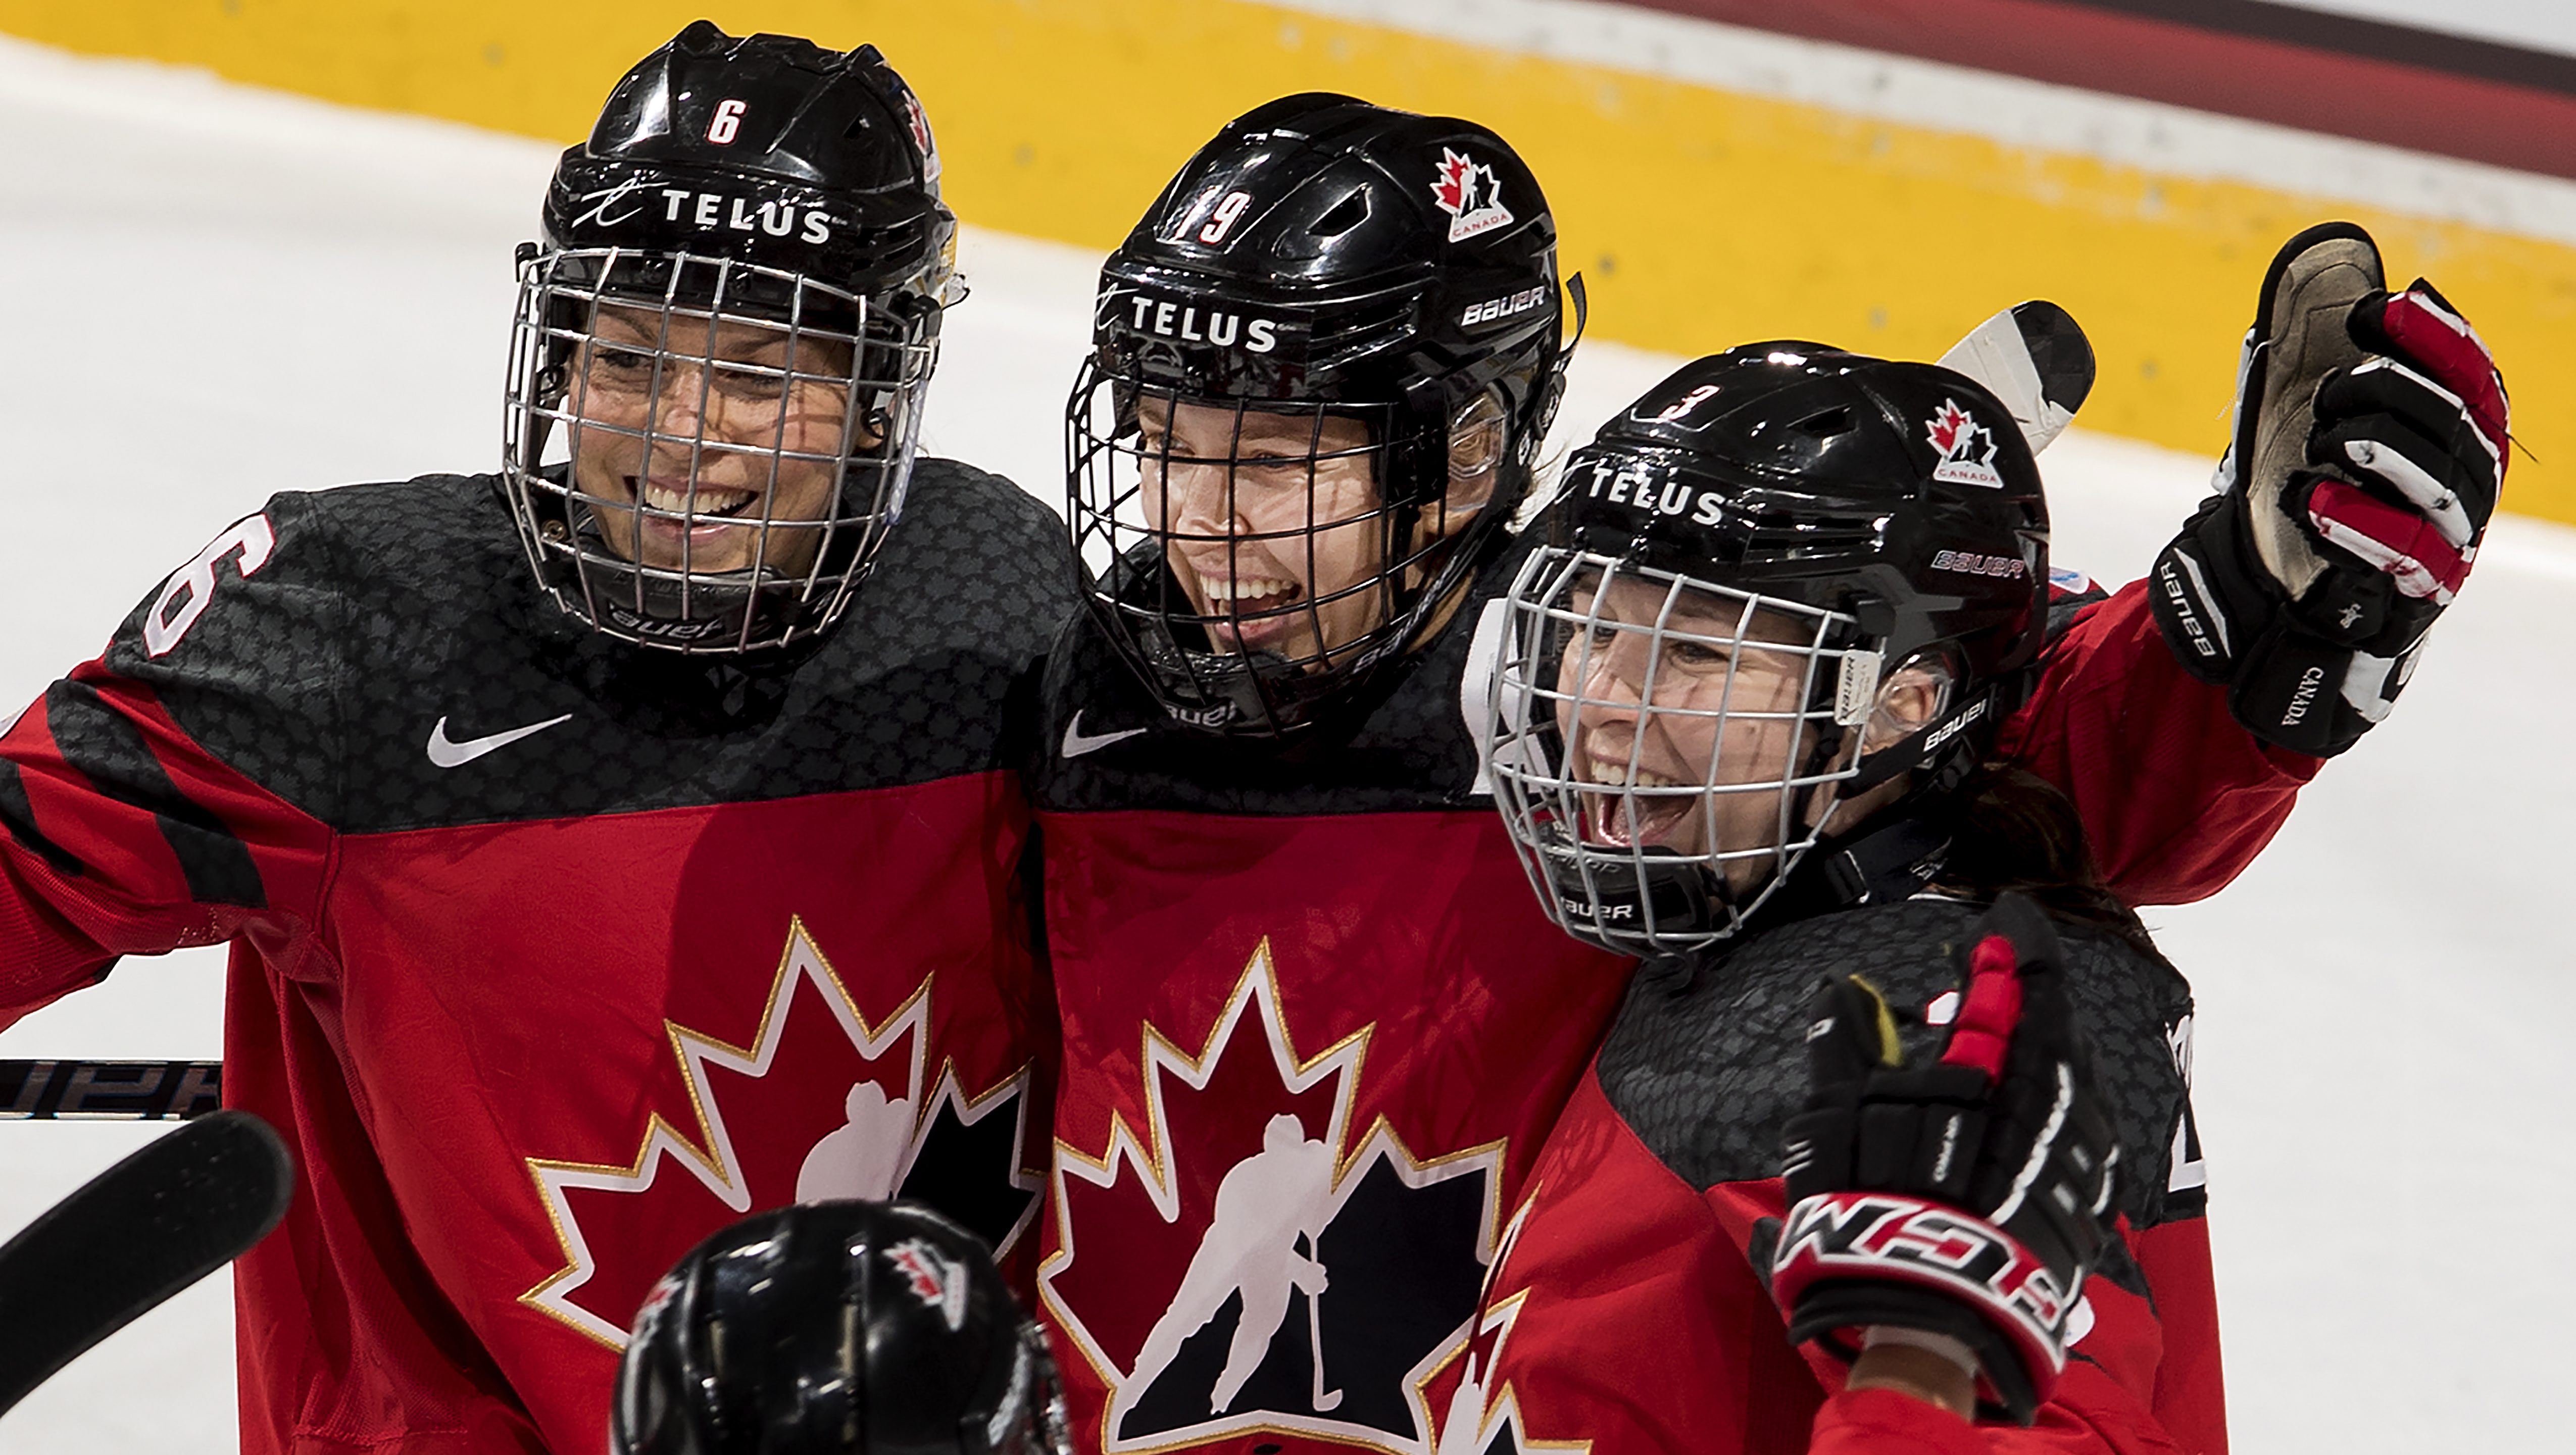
[1759,812,1956,930]
[1817,815,1955,907]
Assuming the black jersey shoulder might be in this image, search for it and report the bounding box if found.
[1029,535,1528,816]
[1596,896,2198,1231]
[96,460,1076,833]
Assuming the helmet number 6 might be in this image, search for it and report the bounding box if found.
[707,98,747,145]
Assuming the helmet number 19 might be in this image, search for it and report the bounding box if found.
[1199,190,1254,245]
[706,98,746,145]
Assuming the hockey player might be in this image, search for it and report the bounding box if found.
[1029,95,2501,1454]
[611,1200,1070,1455]
[0,25,1071,1455]
[1458,342,2213,1453]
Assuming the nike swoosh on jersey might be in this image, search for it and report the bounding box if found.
[425,713,574,769]
[1060,711,1148,760]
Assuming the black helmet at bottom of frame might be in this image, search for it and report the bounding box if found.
[1487,342,2050,957]
[612,1199,1070,1455]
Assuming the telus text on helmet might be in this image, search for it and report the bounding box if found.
[1123,295,1280,354]
[569,179,835,244]
[1584,461,1733,527]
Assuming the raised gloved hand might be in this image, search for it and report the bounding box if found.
[1768,893,2119,1425]
[2152,220,2509,757]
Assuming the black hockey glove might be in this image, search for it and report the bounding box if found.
[2151,220,2509,757]
[1768,893,2119,1425]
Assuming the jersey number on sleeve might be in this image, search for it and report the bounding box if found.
[143,515,277,658]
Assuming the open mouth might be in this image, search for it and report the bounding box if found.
[636,476,762,523]
[1577,752,1699,848]
[1196,573,1305,648]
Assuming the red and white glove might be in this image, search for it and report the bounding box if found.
[2151,220,2508,756]
[1769,894,2119,1425]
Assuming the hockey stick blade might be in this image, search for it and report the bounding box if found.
[2,1060,223,1121]
[0,1109,292,1421]
[1939,300,2097,455]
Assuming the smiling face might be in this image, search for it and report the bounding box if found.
[565,301,868,578]
[1133,397,1389,666]
[1553,574,1834,887]
[1547,568,1950,894]
[1128,394,1504,670]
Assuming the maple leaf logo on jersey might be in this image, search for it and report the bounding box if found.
[1418,1204,1589,1455]
[1429,149,1514,243]
[521,918,1037,1346]
[1924,399,2005,488]
[1044,941,1503,1454]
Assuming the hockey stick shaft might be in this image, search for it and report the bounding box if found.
[0,1060,222,1122]
[1305,1281,1341,1411]
[0,1109,292,1420]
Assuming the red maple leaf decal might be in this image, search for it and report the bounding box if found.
[1926,401,1972,457]
[905,94,932,157]
[889,1241,948,1302]
[1431,150,1478,217]
[520,919,931,1347]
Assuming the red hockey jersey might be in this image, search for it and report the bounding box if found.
[1027,547,2289,1455]
[0,464,1072,1454]
[1429,897,2216,1455]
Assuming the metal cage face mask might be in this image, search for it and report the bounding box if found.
[1485,546,1889,956]
[504,246,936,654]
[1065,361,1497,734]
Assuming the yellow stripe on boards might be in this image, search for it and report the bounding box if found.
[4,0,2565,519]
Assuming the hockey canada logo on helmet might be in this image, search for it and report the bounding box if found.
[1429,148,1513,241]
[613,1200,1072,1455]
[503,22,961,654]
[1925,399,2006,488]
[903,92,942,181]
[886,1236,973,1330]
[1484,344,2049,955]
[1067,92,1571,735]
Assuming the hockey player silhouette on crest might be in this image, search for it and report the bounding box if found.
[1127,1114,1337,1414]
[795,1081,917,1203]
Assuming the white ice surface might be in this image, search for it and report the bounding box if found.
[0,36,2570,1455]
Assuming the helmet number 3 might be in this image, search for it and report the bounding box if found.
[143,515,275,658]
[707,98,747,145]
[1198,190,1253,245]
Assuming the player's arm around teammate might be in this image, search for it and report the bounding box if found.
[1021,92,2485,1455]
[0,25,1073,1455]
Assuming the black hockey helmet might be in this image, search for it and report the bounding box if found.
[611,1200,1069,1455]
[1487,343,2050,954]
[504,21,959,654]
[1067,92,1571,735]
